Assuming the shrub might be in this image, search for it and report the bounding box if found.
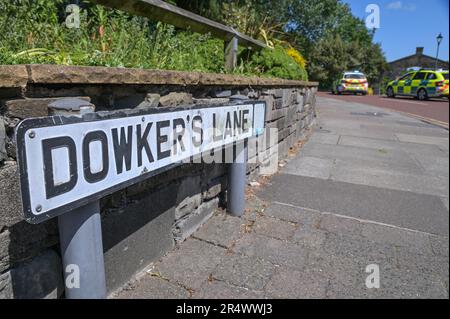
[241,45,308,81]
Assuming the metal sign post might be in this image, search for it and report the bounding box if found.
[227,140,247,216]
[58,201,106,298]
[53,103,106,299]
[15,102,265,298]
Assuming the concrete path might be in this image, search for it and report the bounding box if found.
[114,96,449,299]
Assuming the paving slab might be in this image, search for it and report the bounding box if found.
[233,234,309,269]
[395,133,449,150]
[152,238,226,290]
[307,132,340,145]
[265,267,328,299]
[253,216,298,240]
[281,156,334,179]
[193,212,244,248]
[299,143,423,174]
[412,153,449,177]
[442,197,449,211]
[262,202,322,226]
[212,254,277,291]
[360,222,433,255]
[429,235,450,257]
[193,280,265,299]
[330,160,448,197]
[319,213,363,238]
[291,226,327,249]
[258,174,449,236]
[117,276,190,299]
[338,135,447,158]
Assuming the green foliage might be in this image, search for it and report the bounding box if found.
[174,0,388,85]
[0,0,389,84]
[0,1,225,73]
[240,46,308,81]
[305,3,388,87]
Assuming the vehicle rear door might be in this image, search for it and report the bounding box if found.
[424,72,439,96]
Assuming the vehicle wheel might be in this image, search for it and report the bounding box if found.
[417,88,428,101]
[387,86,395,98]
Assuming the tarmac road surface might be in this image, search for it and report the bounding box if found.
[318,92,449,126]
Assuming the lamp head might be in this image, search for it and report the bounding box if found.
[437,33,444,44]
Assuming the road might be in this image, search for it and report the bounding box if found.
[318,92,449,126]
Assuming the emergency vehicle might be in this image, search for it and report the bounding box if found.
[331,71,369,95]
[386,69,449,100]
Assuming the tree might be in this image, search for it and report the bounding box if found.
[174,0,388,85]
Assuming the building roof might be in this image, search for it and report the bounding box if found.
[389,52,449,65]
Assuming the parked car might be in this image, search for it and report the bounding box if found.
[331,71,369,95]
[386,69,449,100]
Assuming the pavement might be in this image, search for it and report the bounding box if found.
[317,92,449,126]
[114,96,449,299]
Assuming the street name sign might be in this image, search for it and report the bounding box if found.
[16,102,266,223]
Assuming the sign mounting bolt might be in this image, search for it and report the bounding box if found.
[35,205,42,212]
[28,131,36,139]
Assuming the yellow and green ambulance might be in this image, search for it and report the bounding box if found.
[386,69,449,100]
[332,71,369,95]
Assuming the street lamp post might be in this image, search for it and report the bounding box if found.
[435,33,443,70]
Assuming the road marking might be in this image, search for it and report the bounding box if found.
[387,99,427,106]
[272,201,447,238]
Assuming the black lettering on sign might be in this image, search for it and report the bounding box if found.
[242,109,250,133]
[82,130,109,183]
[192,115,203,147]
[233,110,242,135]
[42,136,78,199]
[136,123,154,167]
[172,118,186,155]
[157,120,171,160]
[112,126,133,174]
[224,112,232,139]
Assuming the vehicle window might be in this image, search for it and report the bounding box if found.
[426,73,437,80]
[344,74,365,79]
[399,73,413,81]
[413,72,427,80]
[442,73,449,80]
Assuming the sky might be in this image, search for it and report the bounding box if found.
[342,0,449,62]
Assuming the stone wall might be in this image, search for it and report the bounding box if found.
[0,65,317,298]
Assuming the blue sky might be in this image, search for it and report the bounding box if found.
[342,0,449,62]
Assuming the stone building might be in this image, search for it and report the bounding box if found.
[385,47,449,79]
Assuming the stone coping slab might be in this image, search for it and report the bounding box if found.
[0,64,318,88]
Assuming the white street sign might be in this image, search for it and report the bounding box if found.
[16,102,265,223]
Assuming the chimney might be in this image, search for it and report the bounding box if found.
[416,47,424,56]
